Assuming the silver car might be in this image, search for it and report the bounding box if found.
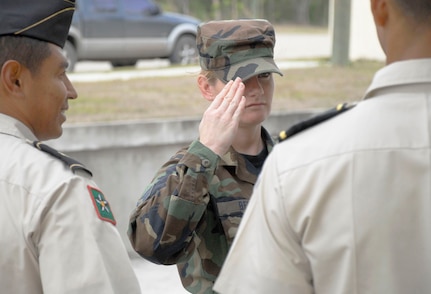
[65,0,201,71]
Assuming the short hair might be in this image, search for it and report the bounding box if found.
[200,70,219,86]
[394,0,431,24]
[0,36,51,75]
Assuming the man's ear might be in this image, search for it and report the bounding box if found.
[371,0,388,27]
[197,74,215,101]
[0,60,23,94]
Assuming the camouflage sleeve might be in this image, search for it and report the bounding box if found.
[128,139,219,265]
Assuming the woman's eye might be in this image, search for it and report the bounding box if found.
[258,72,271,79]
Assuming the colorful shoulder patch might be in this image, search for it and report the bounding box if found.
[87,185,116,225]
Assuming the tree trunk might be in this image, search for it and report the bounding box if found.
[296,0,310,25]
[213,0,222,19]
[182,0,190,15]
[232,0,238,19]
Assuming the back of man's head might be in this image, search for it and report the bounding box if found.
[393,0,431,24]
[372,0,431,64]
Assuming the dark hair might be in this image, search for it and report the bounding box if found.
[0,35,51,75]
[394,0,431,24]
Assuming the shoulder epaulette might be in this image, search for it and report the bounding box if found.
[278,102,356,142]
[31,141,93,176]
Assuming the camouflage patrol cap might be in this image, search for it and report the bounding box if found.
[0,0,75,48]
[197,19,283,82]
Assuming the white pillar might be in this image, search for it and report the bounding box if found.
[349,0,385,61]
[330,0,352,66]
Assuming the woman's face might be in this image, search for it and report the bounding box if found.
[211,72,275,128]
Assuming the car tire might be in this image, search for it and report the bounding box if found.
[63,40,78,72]
[169,35,198,65]
[111,60,138,68]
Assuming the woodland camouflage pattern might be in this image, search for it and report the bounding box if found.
[128,128,275,293]
[196,19,282,82]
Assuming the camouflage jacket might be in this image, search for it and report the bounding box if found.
[128,127,275,294]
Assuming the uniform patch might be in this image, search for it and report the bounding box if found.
[87,185,116,225]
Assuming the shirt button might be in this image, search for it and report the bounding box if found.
[201,159,211,168]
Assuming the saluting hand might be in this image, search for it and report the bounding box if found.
[199,77,246,157]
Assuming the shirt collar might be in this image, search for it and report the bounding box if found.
[220,126,275,167]
[364,59,431,100]
[0,113,38,141]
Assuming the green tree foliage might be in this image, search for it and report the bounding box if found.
[155,0,329,26]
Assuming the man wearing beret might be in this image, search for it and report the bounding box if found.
[128,19,282,293]
[0,1,141,293]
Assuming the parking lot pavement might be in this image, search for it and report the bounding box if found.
[68,32,331,83]
[68,59,320,83]
[131,258,188,294]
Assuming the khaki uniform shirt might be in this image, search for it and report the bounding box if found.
[129,128,274,294]
[0,114,141,294]
[214,59,431,293]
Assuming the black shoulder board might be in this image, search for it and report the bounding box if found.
[278,102,356,142]
[32,141,93,176]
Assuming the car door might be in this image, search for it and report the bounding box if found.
[122,0,172,58]
[79,0,126,59]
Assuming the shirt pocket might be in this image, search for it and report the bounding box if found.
[215,198,249,245]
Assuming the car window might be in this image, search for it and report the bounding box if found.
[90,0,118,13]
[124,0,159,15]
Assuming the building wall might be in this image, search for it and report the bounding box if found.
[350,0,385,61]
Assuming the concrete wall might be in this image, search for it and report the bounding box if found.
[47,111,317,254]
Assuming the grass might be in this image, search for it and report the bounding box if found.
[65,59,384,124]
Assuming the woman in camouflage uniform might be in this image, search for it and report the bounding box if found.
[128,19,283,294]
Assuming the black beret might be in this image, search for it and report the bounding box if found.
[0,0,75,48]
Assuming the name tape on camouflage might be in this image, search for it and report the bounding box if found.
[87,185,116,225]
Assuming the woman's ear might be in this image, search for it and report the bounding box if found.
[0,60,23,95]
[197,74,215,102]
